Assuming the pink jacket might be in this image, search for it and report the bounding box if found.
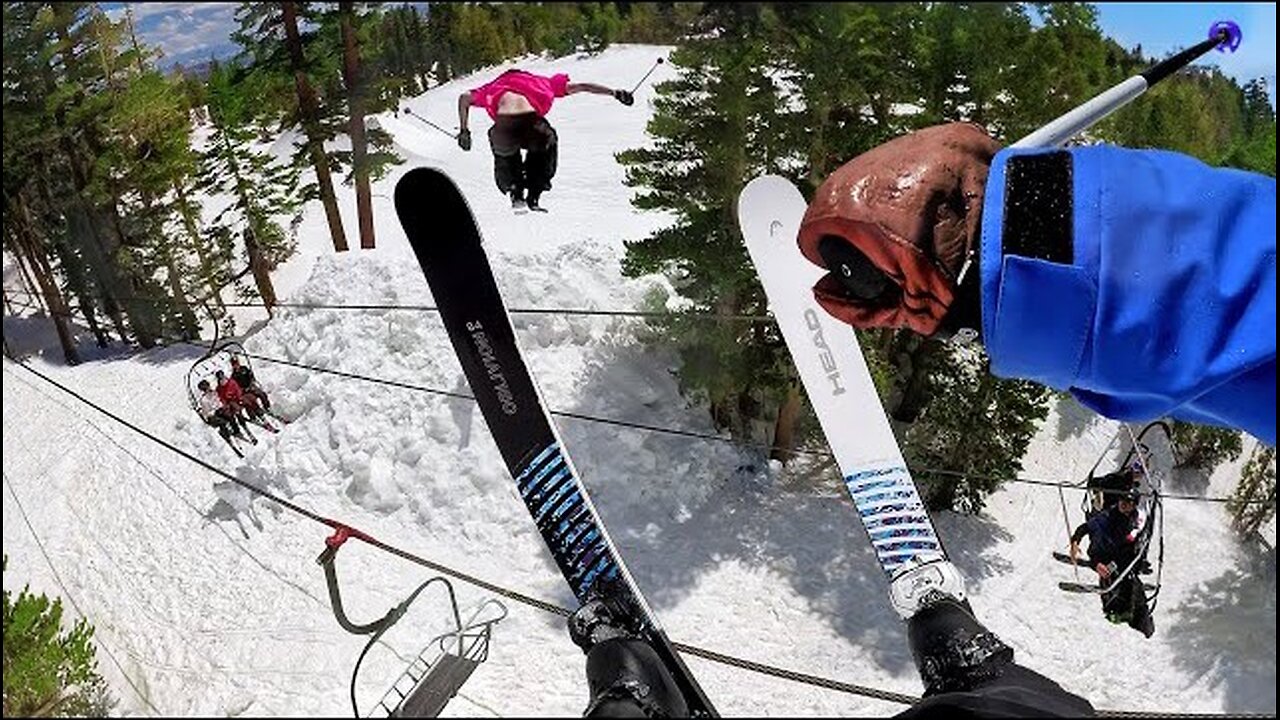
[469,70,570,119]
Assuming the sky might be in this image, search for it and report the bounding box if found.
[103,2,1276,103]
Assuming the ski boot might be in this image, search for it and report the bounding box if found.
[568,578,688,718]
[901,592,1096,717]
[526,191,548,213]
[907,590,1014,695]
[510,188,527,213]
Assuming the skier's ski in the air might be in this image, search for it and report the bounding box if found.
[456,68,634,213]
[395,166,716,718]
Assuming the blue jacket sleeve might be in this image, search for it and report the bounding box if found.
[979,146,1276,446]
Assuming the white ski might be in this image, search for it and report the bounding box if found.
[737,175,965,617]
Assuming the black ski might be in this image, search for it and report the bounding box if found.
[1053,553,1155,593]
[1051,551,1092,569]
[1059,580,1157,594]
[395,167,716,717]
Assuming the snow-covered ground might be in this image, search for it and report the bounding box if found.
[3,45,1275,717]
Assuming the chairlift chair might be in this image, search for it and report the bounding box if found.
[318,529,506,718]
[1061,421,1171,612]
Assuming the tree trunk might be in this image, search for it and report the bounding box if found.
[105,198,157,349]
[49,233,109,348]
[282,0,349,253]
[340,2,375,249]
[174,181,226,315]
[32,167,107,346]
[220,124,280,317]
[12,248,46,313]
[771,381,803,463]
[49,23,131,343]
[163,246,201,338]
[7,198,80,365]
[242,225,278,316]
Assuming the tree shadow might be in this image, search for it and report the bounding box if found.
[3,312,215,369]
[553,336,1011,674]
[1054,392,1098,442]
[1165,541,1276,714]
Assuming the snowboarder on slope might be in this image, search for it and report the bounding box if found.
[797,122,1276,447]
[566,580,1095,717]
[457,68,635,211]
[1070,491,1155,637]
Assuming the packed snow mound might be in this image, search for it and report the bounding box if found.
[3,45,1275,717]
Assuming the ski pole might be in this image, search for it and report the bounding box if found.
[1012,20,1242,148]
[629,57,665,94]
[400,106,459,141]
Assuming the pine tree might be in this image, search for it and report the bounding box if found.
[2,557,113,717]
[339,2,376,249]
[903,347,1050,513]
[1229,444,1277,538]
[618,5,796,449]
[1171,421,1243,471]
[234,1,349,253]
[198,63,303,315]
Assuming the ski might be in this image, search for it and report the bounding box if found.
[1051,551,1093,569]
[1059,580,1157,594]
[737,175,964,618]
[395,167,717,717]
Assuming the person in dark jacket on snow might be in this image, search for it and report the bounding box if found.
[1070,492,1154,638]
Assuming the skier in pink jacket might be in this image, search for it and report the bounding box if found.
[457,69,634,211]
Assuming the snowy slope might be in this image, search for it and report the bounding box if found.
[3,45,1274,717]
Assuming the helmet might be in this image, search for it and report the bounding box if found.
[198,379,210,391]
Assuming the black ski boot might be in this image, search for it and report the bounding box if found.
[898,592,1096,717]
[907,592,1013,695]
[526,191,548,213]
[568,579,688,718]
[510,188,527,212]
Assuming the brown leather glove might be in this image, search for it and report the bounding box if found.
[798,123,1001,337]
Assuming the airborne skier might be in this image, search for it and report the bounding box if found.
[456,68,635,212]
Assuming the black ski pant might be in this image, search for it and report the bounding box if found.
[206,411,238,441]
[1101,573,1153,635]
[488,112,558,199]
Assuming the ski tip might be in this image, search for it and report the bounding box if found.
[394,167,463,217]
[740,174,801,200]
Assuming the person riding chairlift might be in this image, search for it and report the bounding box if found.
[1069,489,1155,638]
[215,369,263,427]
[196,379,249,444]
[229,356,270,411]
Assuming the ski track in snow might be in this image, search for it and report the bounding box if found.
[3,45,1275,717]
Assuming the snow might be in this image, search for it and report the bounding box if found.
[3,45,1275,717]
